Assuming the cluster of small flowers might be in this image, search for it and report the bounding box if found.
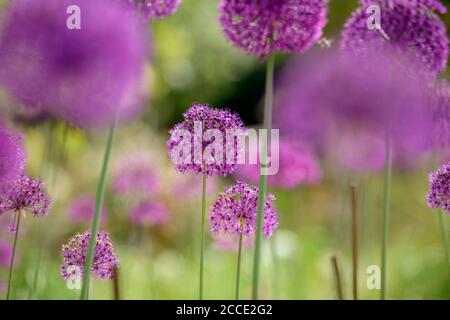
[209,181,279,239]
[0,174,51,217]
[167,104,247,176]
[427,162,450,214]
[60,231,119,280]
[218,0,328,58]
[342,0,448,76]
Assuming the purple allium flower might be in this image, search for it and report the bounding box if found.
[0,239,12,268]
[114,153,159,196]
[219,0,328,58]
[0,124,25,187]
[332,129,386,174]
[234,138,322,189]
[432,81,450,150]
[167,104,247,176]
[0,174,51,217]
[60,231,119,280]
[209,181,279,239]
[130,201,167,226]
[126,0,182,20]
[0,0,149,129]
[275,49,434,171]
[427,162,450,214]
[68,196,107,225]
[342,0,448,76]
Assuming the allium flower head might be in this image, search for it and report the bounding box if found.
[0,0,149,129]
[126,0,182,20]
[427,162,450,214]
[60,231,119,280]
[209,181,279,238]
[219,0,328,58]
[68,196,107,225]
[234,139,322,188]
[342,0,448,76]
[130,201,167,226]
[0,124,25,187]
[114,153,158,196]
[167,104,247,176]
[0,175,51,217]
[275,49,434,171]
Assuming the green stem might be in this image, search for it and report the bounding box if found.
[380,138,392,300]
[235,233,243,300]
[330,255,344,300]
[252,52,275,300]
[199,172,207,300]
[80,121,116,300]
[6,212,22,300]
[438,210,450,295]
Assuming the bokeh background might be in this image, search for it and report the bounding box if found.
[0,0,450,300]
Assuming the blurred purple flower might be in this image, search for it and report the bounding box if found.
[126,0,182,20]
[114,154,159,196]
[130,201,167,226]
[342,0,448,76]
[213,234,254,252]
[167,104,247,176]
[60,231,119,280]
[432,81,450,150]
[68,196,107,225]
[172,172,219,199]
[427,162,450,214]
[0,174,51,217]
[0,0,149,129]
[332,129,386,174]
[275,49,434,172]
[234,138,322,189]
[219,0,328,58]
[0,124,25,187]
[0,239,12,269]
[209,181,279,239]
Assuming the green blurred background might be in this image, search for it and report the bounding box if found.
[1,0,450,300]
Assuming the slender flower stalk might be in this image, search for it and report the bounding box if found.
[381,139,392,300]
[6,212,21,300]
[330,255,344,300]
[199,172,207,300]
[80,122,117,300]
[167,104,247,300]
[112,266,121,300]
[351,185,358,300]
[252,52,275,300]
[235,232,243,300]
